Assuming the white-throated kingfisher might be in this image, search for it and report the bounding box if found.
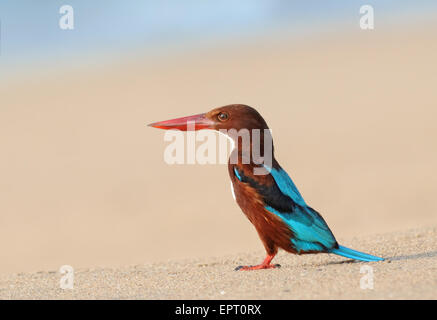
[149,104,384,271]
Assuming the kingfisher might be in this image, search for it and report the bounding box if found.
[149,104,384,271]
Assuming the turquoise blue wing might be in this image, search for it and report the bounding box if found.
[264,165,307,207]
[265,205,337,252]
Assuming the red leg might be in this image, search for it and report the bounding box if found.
[235,254,280,271]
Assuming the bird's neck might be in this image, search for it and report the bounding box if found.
[228,129,274,171]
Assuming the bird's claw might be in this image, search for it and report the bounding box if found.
[234,264,281,271]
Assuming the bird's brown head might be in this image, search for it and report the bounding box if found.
[148,104,269,132]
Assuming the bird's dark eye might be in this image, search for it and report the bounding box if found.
[218,112,229,121]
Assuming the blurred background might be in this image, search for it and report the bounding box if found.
[0,1,436,273]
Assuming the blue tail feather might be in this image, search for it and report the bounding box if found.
[329,245,384,262]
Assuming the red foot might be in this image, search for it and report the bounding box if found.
[234,254,280,271]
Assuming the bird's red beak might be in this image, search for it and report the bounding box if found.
[148,113,214,131]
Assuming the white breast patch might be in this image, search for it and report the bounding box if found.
[230,181,236,201]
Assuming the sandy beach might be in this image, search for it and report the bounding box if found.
[1,16,436,299]
[1,226,436,299]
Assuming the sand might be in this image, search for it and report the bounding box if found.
[1,226,436,299]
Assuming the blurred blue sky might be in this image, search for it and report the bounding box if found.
[0,0,436,75]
